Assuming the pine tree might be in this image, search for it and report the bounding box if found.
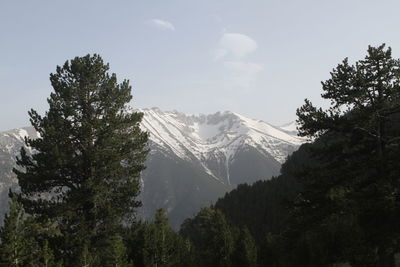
[141,209,182,267]
[180,207,234,267]
[79,242,95,267]
[103,234,130,267]
[152,209,174,267]
[231,227,257,267]
[0,196,34,267]
[13,54,149,263]
[39,239,62,267]
[295,44,400,266]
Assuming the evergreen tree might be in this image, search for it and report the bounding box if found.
[39,239,62,267]
[79,242,95,267]
[180,207,234,267]
[142,209,183,267]
[231,227,257,267]
[294,44,400,266]
[0,196,36,267]
[125,210,188,267]
[102,234,130,267]
[13,54,149,263]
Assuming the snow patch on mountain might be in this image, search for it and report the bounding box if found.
[279,121,299,135]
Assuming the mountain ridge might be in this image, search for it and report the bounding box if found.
[138,108,302,184]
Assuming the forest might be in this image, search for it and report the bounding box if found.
[0,44,399,267]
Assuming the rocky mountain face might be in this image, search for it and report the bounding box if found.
[0,108,303,228]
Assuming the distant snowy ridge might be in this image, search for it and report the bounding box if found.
[0,109,303,181]
[138,108,303,183]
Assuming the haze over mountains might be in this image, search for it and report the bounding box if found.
[0,108,303,228]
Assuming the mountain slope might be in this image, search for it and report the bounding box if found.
[0,108,303,228]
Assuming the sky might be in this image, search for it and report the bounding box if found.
[1,0,400,131]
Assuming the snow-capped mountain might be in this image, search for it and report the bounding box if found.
[0,108,303,228]
[139,108,302,184]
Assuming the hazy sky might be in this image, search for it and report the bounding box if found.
[1,0,400,131]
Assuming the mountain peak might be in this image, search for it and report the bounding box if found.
[136,108,303,181]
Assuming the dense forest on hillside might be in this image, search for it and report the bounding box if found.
[1,44,400,266]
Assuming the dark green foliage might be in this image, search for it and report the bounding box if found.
[13,54,149,264]
[102,234,130,267]
[214,143,309,243]
[126,209,187,267]
[231,227,257,267]
[258,232,286,267]
[39,239,61,267]
[79,242,95,267]
[0,196,62,267]
[293,44,400,266]
[211,144,311,266]
[142,209,181,267]
[0,196,34,266]
[77,233,130,266]
[179,207,260,267]
[180,207,234,267]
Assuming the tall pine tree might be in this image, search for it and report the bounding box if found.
[295,44,400,266]
[13,54,149,264]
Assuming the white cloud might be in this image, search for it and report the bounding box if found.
[223,61,264,89]
[213,32,262,89]
[215,33,258,60]
[150,19,175,31]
